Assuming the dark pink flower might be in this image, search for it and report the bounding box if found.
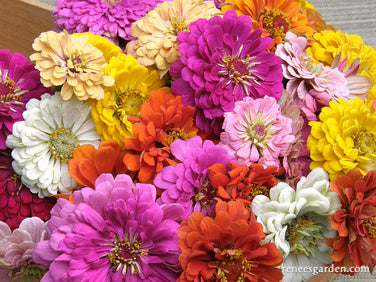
[0,49,51,149]
[170,10,283,135]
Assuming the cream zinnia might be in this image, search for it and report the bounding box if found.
[6,94,100,197]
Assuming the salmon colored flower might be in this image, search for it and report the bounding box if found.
[326,169,376,274]
[208,162,281,204]
[178,200,283,281]
[123,89,198,185]
[222,0,313,49]
[68,140,128,188]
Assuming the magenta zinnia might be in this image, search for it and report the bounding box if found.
[0,49,51,149]
[220,96,295,167]
[170,10,283,135]
[33,173,184,281]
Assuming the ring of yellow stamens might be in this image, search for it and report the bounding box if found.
[49,126,79,162]
[262,9,291,39]
[364,217,376,238]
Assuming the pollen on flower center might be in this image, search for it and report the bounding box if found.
[286,216,324,256]
[214,247,252,281]
[114,89,148,119]
[65,49,88,74]
[49,127,79,162]
[249,185,270,201]
[242,113,274,148]
[262,8,291,39]
[0,73,26,106]
[107,234,148,275]
[219,53,261,87]
[167,129,197,146]
[354,131,376,155]
[192,179,216,209]
[170,17,188,35]
[364,217,376,238]
[103,0,122,6]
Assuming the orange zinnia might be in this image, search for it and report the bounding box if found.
[208,162,282,204]
[326,169,376,274]
[68,140,128,188]
[178,200,283,281]
[123,89,199,185]
[222,0,313,48]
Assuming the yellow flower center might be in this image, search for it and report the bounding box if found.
[243,113,274,149]
[249,185,270,201]
[262,9,291,39]
[354,131,376,155]
[286,216,324,256]
[66,49,88,74]
[364,217,376,238]
[167,129,197,146]
[49,126,79,163]
[215,247,252,281]
[301,56,324,75]
[103,0,122,6]
[114,89,148,120]
[170,17,188,35]
[0,74,25,106]
[107,234,148,275]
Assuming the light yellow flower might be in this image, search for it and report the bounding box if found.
[91,53,169,148]
[307,98,376,180]
[30,31,115,101]
[307,30,376,85]
[126,0,220,78]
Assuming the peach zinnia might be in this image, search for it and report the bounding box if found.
[222,0,313,48]
[178,200,283,281]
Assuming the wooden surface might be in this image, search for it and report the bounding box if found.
[0,0,54,57]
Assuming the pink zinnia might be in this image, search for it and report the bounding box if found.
[0,150,55,230]
[170,10,283,135]
[0,49,51,149]
[33,173,184,281]
[220,96,295,167]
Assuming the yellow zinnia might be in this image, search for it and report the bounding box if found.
[307,98,376,180]
[307,30,376,85]
[91,53,169,148]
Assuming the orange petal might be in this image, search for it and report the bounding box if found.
[68,159,96,188]
[72,144,96,161]
[94,146,117,175]
[123,153,140,171]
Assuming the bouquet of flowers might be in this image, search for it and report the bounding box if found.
[1,0,376,281]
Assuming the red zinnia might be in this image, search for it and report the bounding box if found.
[326,169,376,274]
[0,150,55,230]
[178,200,283,281]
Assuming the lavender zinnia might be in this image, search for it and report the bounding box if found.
[33,173,184,281]
[170,10,283,135]
[154,136,234,220]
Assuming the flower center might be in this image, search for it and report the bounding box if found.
[214,247,252,281]
[249,185,270,201]
[301,56,324,75]
[103,0,122,5]
[0,71,27,107]
[49,126,79,162]
[193,179,216,210]
[286,216,324,256]
[114,89,148,119]
[167,129,197,146]
[220,53,261,89]
[66,49,88,74]
[354,131,376,155]
[262,9,290,39]
[364,217,376,238]
[242,113,274,148]
[10,265,47,281]
[170,17,188,35]
[107,234,148,275]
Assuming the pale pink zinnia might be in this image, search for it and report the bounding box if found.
[276,32,371,120]
[0,217,48,281]
[220,96,295,167]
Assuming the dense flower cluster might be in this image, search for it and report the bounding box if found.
[1,0,376,281]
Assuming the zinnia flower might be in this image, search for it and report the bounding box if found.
[276,32,371,120]
[220,95,295,167]
[222,0,313,48]
[307,98,376,180]
[326,169,376,274]
[307,30,376,85]
[251,168,341,281]
[178,200,283,281]
[0,49,52,150]
[68,140,128,188]
[0,150,55,230]
[30,31,115,101]
[208,162,281,204]
[91,53,168,148]
[6,94,101,197]
[122,89,198,184]
[126,0,220,78]
[52,0,166,44]
[170,10,283,135]
[154,136,234,220]
[0,217,48,281]
[33,173,184,281]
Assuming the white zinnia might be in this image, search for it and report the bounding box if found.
[251,168,341,282]
[6,93,100,197]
